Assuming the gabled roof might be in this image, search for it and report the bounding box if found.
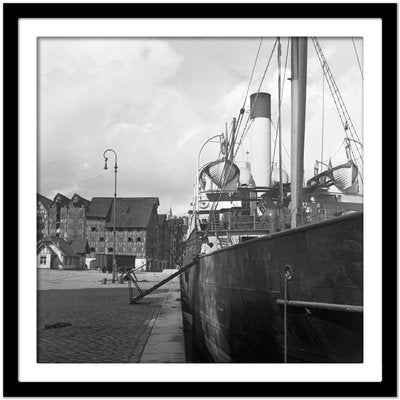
[107,197,159,228]
[70,193,90,207]
[86,197,113,218]
[70,238,89,254]
[53,193,70,205]
[158,214,167,226]
[37,193,53,210]
[40,236,78,257]
[87,197,159,228]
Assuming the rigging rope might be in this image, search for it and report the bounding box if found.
[311,37,363,184]
[242,38,264,109]
[321,66,325,171]
[326,139,346,162]
[280,38,290,102]
[351,37,364,80]
[203,39,279,237]
[272,122,279,165]
[272,38,290,170]
[234,38,279,159]
[231,38,264,150]
[271,120,289,171]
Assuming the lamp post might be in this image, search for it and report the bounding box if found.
[195,134,223,214]
[103,149,118,283]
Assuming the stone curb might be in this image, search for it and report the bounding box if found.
[139,276,185,363]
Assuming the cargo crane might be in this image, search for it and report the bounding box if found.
[311,37,363,185]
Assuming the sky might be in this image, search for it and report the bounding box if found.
[38,37,363,215]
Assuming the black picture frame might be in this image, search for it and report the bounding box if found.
[3,2,396,397]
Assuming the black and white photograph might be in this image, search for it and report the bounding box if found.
[4,2,396,397]
[36,35,364,364]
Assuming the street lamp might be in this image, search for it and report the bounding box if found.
[195,134,224,214]
[103,149,118,283]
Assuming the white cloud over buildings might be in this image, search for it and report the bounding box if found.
[38,37,363,214]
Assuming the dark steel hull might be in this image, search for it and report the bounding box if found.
[181,212,363,363]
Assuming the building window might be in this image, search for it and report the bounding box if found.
[136,237,141,242]
[40,256,46,264]
[128,237,133,242]
[90,247,95,252]
[91,227,97,232]
[108,247,113,253]
[99,237,105,242]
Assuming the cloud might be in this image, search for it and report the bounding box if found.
[38,37,363,215]
[39,39,189,207]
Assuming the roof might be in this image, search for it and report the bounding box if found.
[87,197,113,218]
[107,197,159,228]
[70,238,89,254]
[53,193,70,205]
[70,193,90,207]
[37,193,53,210]
[41,236,78,257]
[87,197,159,228]
[158,214,167,226]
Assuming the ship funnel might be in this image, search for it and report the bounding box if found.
[250,92,272,187]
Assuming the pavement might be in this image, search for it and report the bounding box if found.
[139,276,185,363]
[37,269,186,363]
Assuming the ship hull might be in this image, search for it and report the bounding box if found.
[181,212,363,363]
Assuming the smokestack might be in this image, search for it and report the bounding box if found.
[250,92,272,187]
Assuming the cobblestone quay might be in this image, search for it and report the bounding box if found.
[37,270,173,363]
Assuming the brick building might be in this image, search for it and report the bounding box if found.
[86,197,160,270]
[37,194,53,240]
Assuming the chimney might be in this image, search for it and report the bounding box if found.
[250,92,272,187]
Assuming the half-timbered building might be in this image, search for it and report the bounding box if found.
[37,193,53,240]
[86,197,160,270]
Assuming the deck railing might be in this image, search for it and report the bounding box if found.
[206,206,344,235]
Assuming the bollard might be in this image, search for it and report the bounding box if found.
[102,278,107,285]
[119,276,124,284]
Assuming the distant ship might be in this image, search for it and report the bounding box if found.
[181,37,363,363]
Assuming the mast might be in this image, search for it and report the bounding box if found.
[290,37,308,228]
[277,38,284,228]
